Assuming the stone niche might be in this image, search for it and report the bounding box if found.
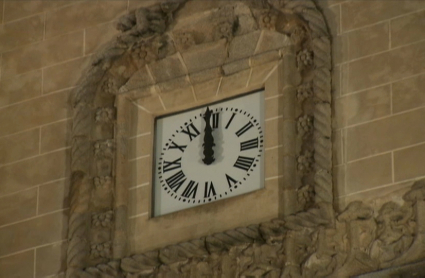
[67,0,425,277]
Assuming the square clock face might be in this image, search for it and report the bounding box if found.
[153,90,265,216]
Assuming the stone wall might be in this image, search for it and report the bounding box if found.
[0,0,424,277]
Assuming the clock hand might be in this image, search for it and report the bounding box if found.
[202,107,215,165]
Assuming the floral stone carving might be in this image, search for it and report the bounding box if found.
[67,0,424,277]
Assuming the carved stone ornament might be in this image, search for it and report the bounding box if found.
[68,0,425,277]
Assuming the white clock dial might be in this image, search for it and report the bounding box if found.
[153,91,264,216]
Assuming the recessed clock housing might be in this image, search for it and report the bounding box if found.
[153,90,265,216]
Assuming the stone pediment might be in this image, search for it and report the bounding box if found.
[67,0,425,277]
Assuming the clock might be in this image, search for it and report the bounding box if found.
[152,90,265,216]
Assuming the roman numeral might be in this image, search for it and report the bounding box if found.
[235,122,254,137]
[181,123,200,141]
[169,141,186,152]
[166,170,186,192]
[233,156,255,171]
[225,113,236,129]
[163,157,182,173]
[204,181,216,198]
[212,113,219,129]
[181,180,198,199]
[240,138,259,151]
[226,174,237,188]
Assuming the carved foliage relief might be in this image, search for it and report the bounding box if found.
[68,0,425,277]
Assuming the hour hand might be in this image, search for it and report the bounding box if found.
[202,107,215,165]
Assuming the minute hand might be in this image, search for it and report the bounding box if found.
[202,107,215,165]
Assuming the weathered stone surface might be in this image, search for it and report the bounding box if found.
[335,85,391,127]
[345,153,392,195]
[128,134,151,160]
[0,210,68,256]
[38,179,70,215]
[43,57,90,94]
[189,67,222,84]
[193,78,221,100]
[347,108,425,161]
[45,1,127,38]
[346,21,389,60]
[391,10,425,48]
[181,39,228,73]
[128,186,149,217]
[85,22,120,55]
[148,54,187,83]
[222,59,250,76]
[0,188,37,226]
[0,128,39,165]
[0,70,42,108]
[2,31,83,78]
[160,87,195,110]
[227,31,261,62]
[348,40,425,93]
[392,73,425,113]
[0,14,44,53]
[0,149,70,196]
[0,90,71,136]
[36,241,68,278]
[265,118,283,148]
[136,95,164,113]
[394,143,425,182]
[255,30,291,54]
[341,0,425,31]
[0,250,34,278]
[40,120,72,154]
[3,1,73,22]
[121,67,155,93]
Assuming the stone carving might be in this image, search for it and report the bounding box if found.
[173,31,196,51]
[95,108,115,123]
[297,150,314,173]
[92,210,114,227]
[94,140,115,158]
[297,49,314,70]
[67,0,424,277]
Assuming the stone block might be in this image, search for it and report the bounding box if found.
[251,50,280,67]
[227,31,261,62]
[222,59,250,76]
[130,156,151,187]
[322,4,340,37]
[391,10,425,48]
[333,129,344,166]
[348,40,425,93]
[0,188,37,226]
[333,165,345,201]
[160,87,195,110]
[35,241,67,278]
[334,85,391,128]
[193,78,220,101]
[0,250,34,278]
[218,69,251,96]
[265,117,283,148]
[128,0,157,11]
[129,134,152,160]
[249,61,277,87]
[0,210,68,257]
[121,67,155,93]
[0,14,44,53]
[0,0,3,23]
[40,120,72,154]
[0,90,71,136]
[0,149,70,196]
[136,94,164,113]
[148,54,187,83]
[265,147,284,178]
[128,186,150,217]
[345,153,392,195]
[0,128,39,165]
[3,1,74,22]
[341,0,425,32]
[45,1,127,38]
[85,21,120,55]
[181,39,227,73]
[189,68,222,85]
[38,179,70,215]
[43,56,90,94]
[255,30,291,55]
[0,70,42,108]
[2,31,84,78]
[346,107,425,161]
[134,107,153,136]
[347,21,389,61]
[394,143,425,182]
[265,94,283,121]
[392,73,425,113]
[157,76,191,93]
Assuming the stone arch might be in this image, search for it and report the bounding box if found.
[68,0,333,277]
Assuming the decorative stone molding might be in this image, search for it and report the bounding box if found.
[67,0,425,277]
